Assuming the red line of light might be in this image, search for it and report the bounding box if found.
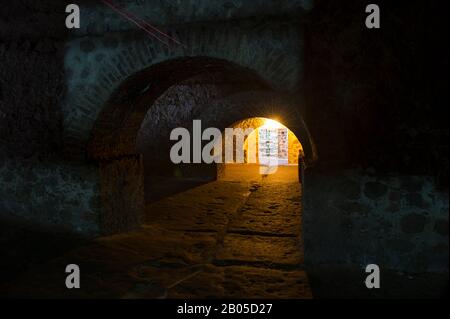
[103,0,184,47]
[137,19,184,47]
[101,0,172,47]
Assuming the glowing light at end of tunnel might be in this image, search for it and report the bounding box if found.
[261,118,285,129]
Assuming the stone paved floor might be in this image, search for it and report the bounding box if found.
[2,166,312,298]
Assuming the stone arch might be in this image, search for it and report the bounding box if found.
[135,90,316,186]
[63,18,303,159]
[189,91,316,164]
[214,116,304,180]
[87,56,294,234]
[135,89,317,177]
[88,57,273,160]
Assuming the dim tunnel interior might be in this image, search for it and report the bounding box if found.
[142,115,305,202]
[1,0,448,299]
[71,56,315,298]
[88,56,315,236]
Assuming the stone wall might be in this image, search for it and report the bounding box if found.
[0,1,90,233]
[300,0,449,275]
[69,0,312,36]
[0,159,100,235]
[304,169,449,273]
[0,1,66,160]
[99,155,144,234]
[304,0,448,185]
[137,74,255,156]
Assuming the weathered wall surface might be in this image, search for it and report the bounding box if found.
[304,1,448,183]
[0,1,86,232]
[0,41,64,160]
[304,170,449,273]
[300,1,449,274]
[99,155,144,234]
[0,159,100,234]
[71,0,312,35]
[137,74,255,156]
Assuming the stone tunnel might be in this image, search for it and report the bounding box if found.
[0,0,448,298]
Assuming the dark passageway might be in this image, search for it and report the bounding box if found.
[0,0,448,301]
[4,165,311,298]
[2,49,315,296]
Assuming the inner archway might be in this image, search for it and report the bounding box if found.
[88,55,316,235]
[218,117,304,183]
[88,57,274,234]
[84,52,315,297]
[142,113,307,295]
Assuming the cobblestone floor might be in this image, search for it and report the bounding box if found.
[3,166,312,298]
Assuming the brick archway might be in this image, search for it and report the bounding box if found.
[86,57,293,234]
[88,57,272,160]
[191,91,316,164]
[63,18,304,159]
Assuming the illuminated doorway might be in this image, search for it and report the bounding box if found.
[257,119,288,166]
[242,118,303,166]
[219,117,303,181]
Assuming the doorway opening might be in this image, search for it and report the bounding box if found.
[88,56,315,234]
[218,117,303,183]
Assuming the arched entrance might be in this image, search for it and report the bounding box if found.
[217,117,303,183]
[87,57,316,234]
